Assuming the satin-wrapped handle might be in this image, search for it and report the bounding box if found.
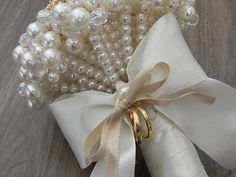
[140,105,208,177]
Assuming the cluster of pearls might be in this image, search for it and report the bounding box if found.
[13,0,199,108]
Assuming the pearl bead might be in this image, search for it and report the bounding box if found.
[120,14,132,24]
[24,84,40,100]
[104,66,115,75]
[67,0,83,7]
[121,35,132,45]
[61,83,70,93]
[118,67,127,75]
[48,72,60,83]
[12,46,28,63]
[41,31,61,48]
[51,83,60,91]
[78,64,87,74]
[91,8,108,27]
[88,79,97,89]
[122,4,132,13]
[89,34,101,45]
[95,71,104,81]
[86,67,96,77]
[137,24,148,34]
[100,59,112,68]
[123,46,134,56]
[97,84,105,91]
[137,14,148,24]
[109,73,119,83]
[110,52,118,60]
[42,48,62,69]
[27,59,47,78]
[114,59,123,69]
[18,67,29,81]
[121,25,131,34]
[168,0,180,9]
[103,76,111,86]
[27,22,46,39]
[84,0,99,10]
[93,43,104,54]
[52,3,72,23]
[104,0,125,11]
[65,36,84,54]
[104,42,113,51]
[71,83,79,93]
[21,52,37,68]
[18,82,27,97]
[78,75,89,86]
[70,71,79,80]
[104,24,112,33]
[57,63,68,73]
[178,5,196,20]
[68,7,90,29]
[30,43,45,56]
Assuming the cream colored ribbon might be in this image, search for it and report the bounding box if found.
[84,62,215,177]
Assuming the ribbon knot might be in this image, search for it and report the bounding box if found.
[84,62,216,177]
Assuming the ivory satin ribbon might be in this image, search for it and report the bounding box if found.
[50,13,236,177]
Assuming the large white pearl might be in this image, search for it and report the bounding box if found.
[41,31,61,48]
[65,36,84,54]
[21,52,37,68]
[52,3,72,23]
[68,7,90,29]
[12,45,28,63]
[42,48,62,69]
[104,0,125,11]
[26,22,46,39]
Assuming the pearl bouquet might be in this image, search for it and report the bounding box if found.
[12,1,217,177]
[12,0,199,108]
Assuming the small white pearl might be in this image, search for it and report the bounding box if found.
[118,67,127,75]
[104,42,113,51]
[61,83,70,93]
[41,31,61,48]
[100,58,112,68]
[21,52,37,68]
[104,0,125,11]
[65,36,84,54]
[89,34,101,45]
[88,79,98,89]
[48,72,60,83]
[24,84,40,100]
[97,84,105,91]
[71,83,79,93]
[120,14,131,24]
[123,46,134,56]
[84,0,99,10]
[57,63,68,73]
[78,64,87,74]
[95,71,104,81]
[78,75,89,86]
[42,48,62,69]
[137,24,148,34]
[114,59,123,69]
[18,67,29,81]
[109,73,119,83]
[12,46,28,63]
[30,43,45,56]
[86,67,96,78]
[93,43,104,54]
[27,22,46,39]
[103,76,111,86]
[137,13,148,24]
[67,0,83,7]
[68,7,90,29]
[120,25,131,34]
[104,66,115,75]
[52,3,72,23]
[121,34,132,45]
[70,71,79,80]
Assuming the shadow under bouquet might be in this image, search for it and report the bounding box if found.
[12,0,236,177]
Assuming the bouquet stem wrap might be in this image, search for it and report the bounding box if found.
[140,104,209,177]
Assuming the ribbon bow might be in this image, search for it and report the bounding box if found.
[84,62,215,177]
[50,13,236,177]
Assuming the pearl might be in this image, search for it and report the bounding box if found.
[71,83,79,93]
[120,14,131,24]
[30,43,45,56]
[100,59,112,68]
[57,63,68,73]
[121,35,132,45]
[168,0,180,9]
[91,8,108,27]
[104,42,113,51]
[18,67,29,81]
[61,83,70,93]
[21,52,37,68]
[86,67,96,77]
[97,84,105,91]
[70,72,79,80]
[104,24,112,33]
[118,67,127,75]
[42,48,62,69]
[51,83,60,91]
[26,22,46,39]
[109,73,119,83]
[104,66,115,75]
[41,31,61,48]
[18,82,27,97]
[65,36,84,54]
[68,7,90,29]
[104,0,125,11]
[88,79,97,89]
[110,51,118,60]
[122,4,132,13]
[114,59,123,69]
[178,5,196,20]
[137,24,148,34]
[52,3,72,23]
[78,64,87,74]
[93,43,104,54]
[95,71,104,81]
[137,14,148,24]
[12,46,28,63]
[48,72,60,83]
[78,75,89,86]
[103,76,111,86]
[89,34,101,45]
[84,0,99,10]
[27,59,47,78]
[120,25,131,34]
[24,84,40,100]
[19,33,31,46]
[67,0,83,7]
[123,46,134,56]
[188,13,199,26]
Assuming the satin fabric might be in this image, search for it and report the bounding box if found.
[50,13,236,177]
